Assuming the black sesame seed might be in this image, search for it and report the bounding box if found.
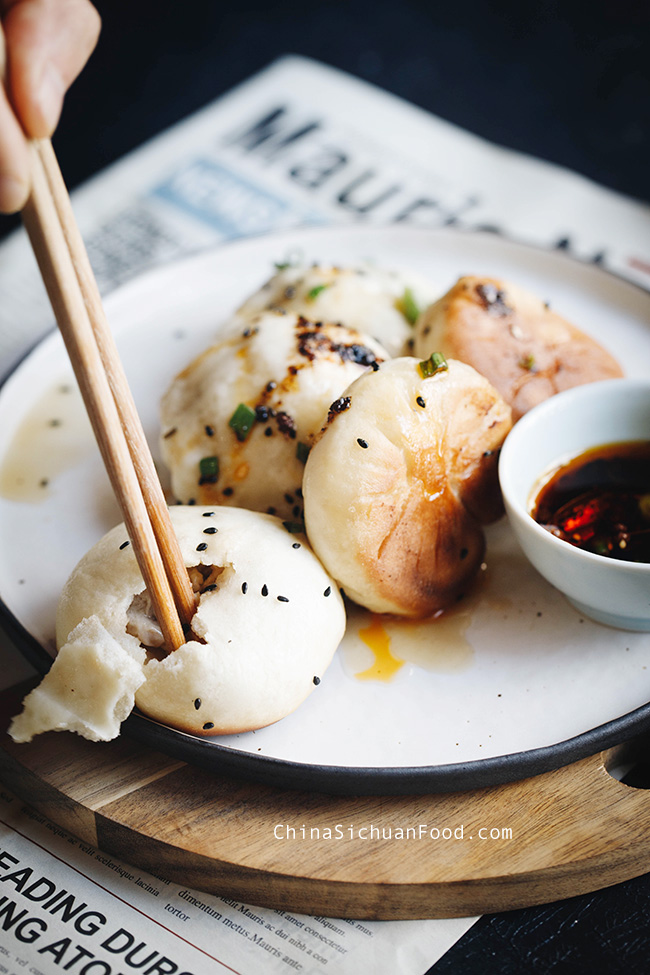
[323,586,331,597]
[266,381,277,392]
[203,526,218,534]
[119,540,130,550]
[277,595,289,602]
[284,493,294,504]
[313,676,321,685]
[264,427,273,437]
[370,361,380,372]
[194,698,202,710]
[261,584,269,596]
[460,547,469,560]
[203,584,217,592]
[205,424,215,437]
[202,511,215,517]
[223,487,234,497]
[292,542,301,549]
[267,506,276,515]
[188,498,196,505]
[203,722,214,730]
[357,438,369,449]
[242,582,248,594]
[416,396,426,408]
[196,542,208,552]
[292,505,301,518]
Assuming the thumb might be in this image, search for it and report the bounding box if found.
[3,0,101,138]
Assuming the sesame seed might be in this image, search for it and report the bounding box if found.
[242,582,248,594]
[188,498,196,505]
[292,542,301,549]
[196,542,208,552]
[265,427,273,437]
[119,540,130,550]
[460,547,469,560]
[313,676,321,685]
[203,526,218,534]
[194,698,202,710]
[357,438,369,449]
[261,584,269,596]
[202,511,215,516]
[370,361,380,371]
[203,584,217,592]
[203,722,214,730]
[223,487,234,497]
[205,424,215,437]
[416,396,426,408]
[284,493,294,504]
[323,586,331,597]
[277,595,289,602]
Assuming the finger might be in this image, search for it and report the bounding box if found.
[0,76,29,212]
[3,0,101,138]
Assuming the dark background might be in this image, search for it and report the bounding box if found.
[2,0,650,970]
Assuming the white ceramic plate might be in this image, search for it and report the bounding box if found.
[1,226,649,794]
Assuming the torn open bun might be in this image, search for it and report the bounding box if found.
[10,506,345,743]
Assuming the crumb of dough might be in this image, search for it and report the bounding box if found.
[9,616,145,743]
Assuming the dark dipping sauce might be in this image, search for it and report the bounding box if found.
[531,440,650,563]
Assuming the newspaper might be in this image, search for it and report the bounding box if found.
[1,53,649,972]
[0,54,649,373]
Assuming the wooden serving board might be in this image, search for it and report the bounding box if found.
[1,681,649,920]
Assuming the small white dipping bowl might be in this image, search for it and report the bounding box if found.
[498,378,650,631]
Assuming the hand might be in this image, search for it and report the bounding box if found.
[0,0,100,213]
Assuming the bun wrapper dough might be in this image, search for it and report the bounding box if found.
[233,262,439,357]
[160,311,388,521]
[413,276,623,421]
[9,506,345,743]
[303,357,512,618]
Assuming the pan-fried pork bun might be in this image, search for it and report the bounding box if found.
[160,311,388,521]
[233,263,438,357]
[9,506,345,743]
[303,356,512,618]
[413,276,623,421]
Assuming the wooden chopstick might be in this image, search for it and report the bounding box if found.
[21,139,196,652]
[35,139,197,627]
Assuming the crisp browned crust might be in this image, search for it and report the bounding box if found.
[415,276,623,421]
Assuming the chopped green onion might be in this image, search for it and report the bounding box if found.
[296,442,311,464]
[401,287,420,325]
[283,520,305,534]
[274,261,291,271]
[519,354,536,371]
[199,456,219,484]
[418,352,448,379]
[307,283,330,301]
[229,403,256,442]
